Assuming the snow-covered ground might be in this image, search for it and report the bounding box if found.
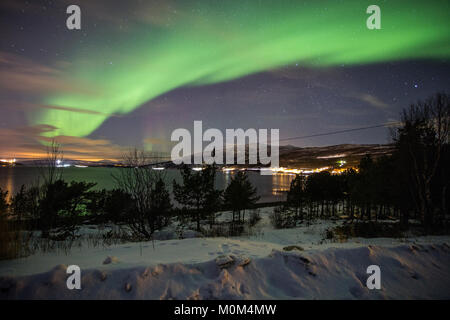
[1,207,449,299]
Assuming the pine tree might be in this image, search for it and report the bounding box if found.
[287,174,305,220]
[151,178,173,229]
[173,164,222,231]
[223,171,259,223]
[0,187,8,215]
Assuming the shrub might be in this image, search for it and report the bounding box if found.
[38,180,96,239]
[0,217,21,260]
[102,189,134,223]
[327,222,406,241]
[269,206,296,229]
[10,185,40,223]
[0,187,8,214]
[248,209,261,227]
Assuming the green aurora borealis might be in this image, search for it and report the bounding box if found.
[33,0,450,138]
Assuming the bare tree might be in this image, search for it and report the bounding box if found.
[32,139,64,237]
[38,139,64,186]
[112,149,171,240]
[394,93,450,226]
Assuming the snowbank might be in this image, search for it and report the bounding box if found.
[1,243,449,299]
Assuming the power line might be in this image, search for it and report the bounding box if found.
[126,122,403,159]
[279,121,402,142]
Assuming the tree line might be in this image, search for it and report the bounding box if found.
[0,147,260,244]
[0,92,448,258]
[278,93,449,231]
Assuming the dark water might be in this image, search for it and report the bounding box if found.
[0,167,294,203]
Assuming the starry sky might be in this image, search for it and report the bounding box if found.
[0,0,449,161]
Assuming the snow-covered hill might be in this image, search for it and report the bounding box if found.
[1,208,449,299]
[1,243,449,299]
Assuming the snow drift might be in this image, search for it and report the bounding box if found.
[1,243,449,299]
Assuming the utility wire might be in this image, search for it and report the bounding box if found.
[141,121,403,159]
[279,121,402,142]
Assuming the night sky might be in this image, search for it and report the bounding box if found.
[0,0,449,161]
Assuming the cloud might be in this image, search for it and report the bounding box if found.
[44,0,178,28]
[0,100,122,117]
[0,51,96,95]
[356,93,389,109]
[0,125,126,161]
[269,66,340,84]
[143,137,170,145]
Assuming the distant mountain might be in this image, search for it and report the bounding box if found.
[278,143,395,169]
[15,159,119,167]
[11,144,394,170]
[163,143,395,169]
